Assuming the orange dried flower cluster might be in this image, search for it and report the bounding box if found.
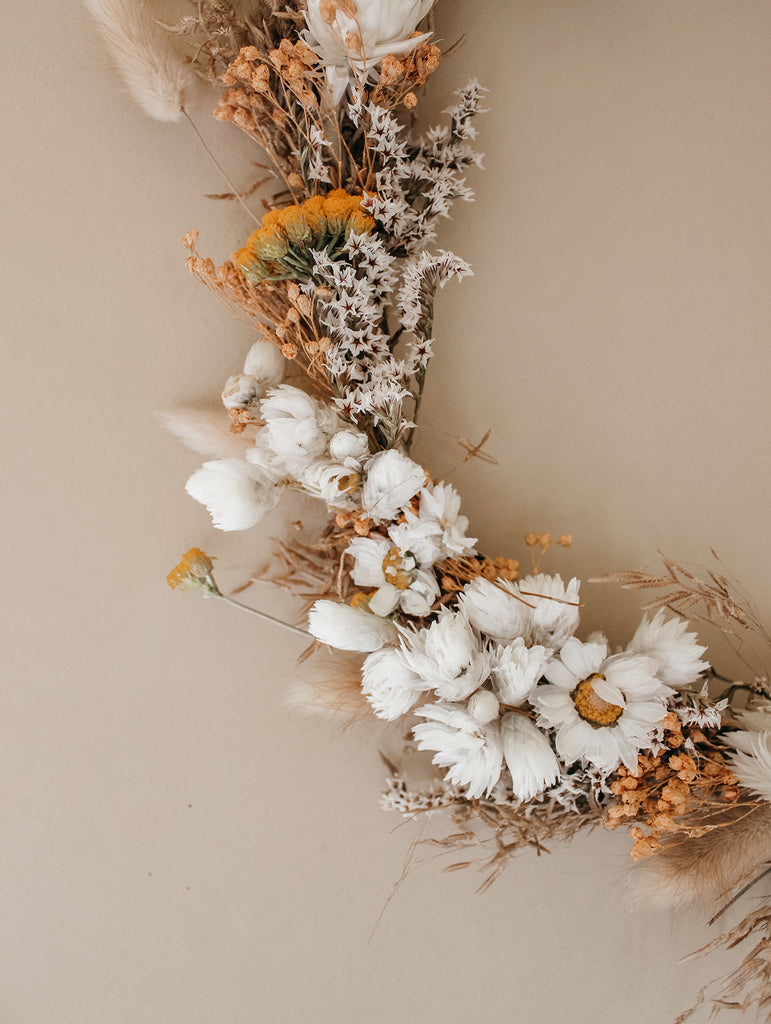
[371,43,442,110]
[604,712,740,859]
[235,190,376,284]
[215,43,322,190]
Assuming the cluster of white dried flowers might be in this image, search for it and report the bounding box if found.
[87,0,769,833]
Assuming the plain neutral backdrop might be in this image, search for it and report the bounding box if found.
[3,2,771,1022]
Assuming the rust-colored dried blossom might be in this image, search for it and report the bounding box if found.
[604,715,740,860]
[371,44,441,109]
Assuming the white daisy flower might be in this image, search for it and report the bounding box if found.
[361,645,427,719]
[303,0,434,105]
[360,449,426,523]
[413,702,503,799]
[491,638,551,706]
[626,609,709,688]
[185,457,281,531]
[308,599,398,652]
[725,730,771,803]
[531,636,673,774]
[347,533,439,617]
[500,713,560,802]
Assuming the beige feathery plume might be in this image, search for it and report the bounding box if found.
[632,803,771,911]
[85,0,194,121]
[160,407,257,459]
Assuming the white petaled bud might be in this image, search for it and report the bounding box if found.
[243,341,286,388]
[185,458,281,532]
[329,428,370,465]
[222,373,259,410]
[467,689,500,725]
[308,600,398,652]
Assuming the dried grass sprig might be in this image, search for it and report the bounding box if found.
[675,901,771,1022]
[181,231,334,394]
[593,552,771,688]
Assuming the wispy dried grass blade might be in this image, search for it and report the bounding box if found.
[675,902,771,1022]
[592,551,771,684]
[85,0,194,121]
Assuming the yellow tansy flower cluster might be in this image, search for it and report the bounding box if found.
[236,190,376,284]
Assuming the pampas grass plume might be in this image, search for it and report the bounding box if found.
[85,0,193,122]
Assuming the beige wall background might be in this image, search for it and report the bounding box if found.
[2,1,770,1021]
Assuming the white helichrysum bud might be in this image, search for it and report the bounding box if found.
[308,600,398,652]
[361,449,426,523]
[491,638,550,706]
[222,373,259,410]
[243,340,286,388]
[185,457,281,531]
[328,428,370,465]
[501,713,560,802]
[467,689,500,725]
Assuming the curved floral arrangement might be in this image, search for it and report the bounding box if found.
[88,1,771,1018]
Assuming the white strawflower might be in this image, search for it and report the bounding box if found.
[413,607,490,701]
[532,636,673,774]
[260,385,340,475]
[460,577,530,644]
[413,702,503,799]
[303,0,434,105]
[501,713,560,801]
[347,533,439,617]
[626,609,709,688]
[243,340,286,389]
[726,731,771,803]
[517,573,581,649]
[390,482,477,565]
[308,600,398,652]
[301,460,361,509]
[491,639,550,706]
[361,645,427,719]
[329,427,370,466]
[185,457,281,531]
[361,449,426,523]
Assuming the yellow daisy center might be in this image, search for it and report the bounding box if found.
[382,547,415,590]
[571,673,623,728]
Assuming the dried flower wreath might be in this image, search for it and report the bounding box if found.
[87,1,771,1018]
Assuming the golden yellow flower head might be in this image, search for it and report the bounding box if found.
[166,548,220,593]
[236,190,376,284]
